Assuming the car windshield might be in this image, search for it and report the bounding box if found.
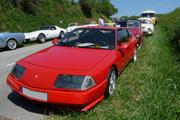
[127,21,140,28]
[140,19,151,24]
[117,21,127,27]
[40,26,50,30]
[142,13,155,17]
[56,28,115,50]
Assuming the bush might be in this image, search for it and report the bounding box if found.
[159,7,180,53]
[0,0,118,32]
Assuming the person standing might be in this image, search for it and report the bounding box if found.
[98,16,105,26]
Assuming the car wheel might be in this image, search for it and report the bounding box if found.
[59,31,65,38]
[132,48,137,62]
[37,34,46,43]
[138,40,143,49]
[105,67,117,98]
[7,39,17,50]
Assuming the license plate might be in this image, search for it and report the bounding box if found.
[21,87,47,101]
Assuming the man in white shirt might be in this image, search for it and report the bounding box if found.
[98,16,105,26]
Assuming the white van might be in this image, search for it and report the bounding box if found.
[141,10,157,24]
[138,17,154,35]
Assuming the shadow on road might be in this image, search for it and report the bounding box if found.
[7,92,82,117]
[0,46,24,53]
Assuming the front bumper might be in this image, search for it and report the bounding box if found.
[7,75,106,111]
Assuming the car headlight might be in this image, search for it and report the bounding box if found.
[11,64,25,79]
[135,35,140,41]
[54,75,96,90]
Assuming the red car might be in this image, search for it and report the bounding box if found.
[117,20,143,48]
[7,27,137,111]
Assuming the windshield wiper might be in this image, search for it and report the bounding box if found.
[75,43,109,49]
[75,43,96,48]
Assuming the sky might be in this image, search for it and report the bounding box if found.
[110,0,180,17]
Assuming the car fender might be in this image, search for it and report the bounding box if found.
[6,33,25,44]
[89,51,119,85]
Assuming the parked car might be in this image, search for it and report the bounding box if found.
[117,20,143,48]
[138,17,154,35]
[24,25,66,43]
[7,26,137,111]
[66,22,98,32]
[0,32,25,50]
[140,10,157,24]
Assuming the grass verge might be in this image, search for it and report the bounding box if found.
[47,26,179,120]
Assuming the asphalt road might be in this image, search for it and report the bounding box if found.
[0,42,53,120]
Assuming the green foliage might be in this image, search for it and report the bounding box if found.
[159,7,180,53]
[79,0,92,18]
[0,0,117,32]
[96,0,118,17]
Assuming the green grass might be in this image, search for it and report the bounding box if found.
[47,26,179,120]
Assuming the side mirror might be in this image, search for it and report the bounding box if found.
[128,32,132,37]
[52,38,59,45]
[119,43,129,49]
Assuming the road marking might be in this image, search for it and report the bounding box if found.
[6,63,15,67]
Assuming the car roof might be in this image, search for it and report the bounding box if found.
[142,10,156,14]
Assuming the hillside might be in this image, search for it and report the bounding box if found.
[0,0,117,32]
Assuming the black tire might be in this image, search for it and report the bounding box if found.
[105,67,117,98]
[37,34,46,43]
[7,39,17,50]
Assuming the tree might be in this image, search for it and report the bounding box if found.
[96,0,118,17]
[9,0,38,14]
[79,0,92,18]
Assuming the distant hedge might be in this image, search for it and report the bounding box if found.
[159,7,180,53]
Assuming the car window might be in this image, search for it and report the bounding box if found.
[141,13,155,17]
[127,21,140,28]
[50,26,56,30]
[117,21,127,27]
[56,28,116,49]
[40,26,50,30]
[118,29,129,43]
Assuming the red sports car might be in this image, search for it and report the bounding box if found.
[7,27,137,111]
[117,20,143,48]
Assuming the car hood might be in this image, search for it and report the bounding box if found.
[22,46,111,71]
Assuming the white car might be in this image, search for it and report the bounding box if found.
[66,22,98,32]
[138,17,154,35]
[25,25,66,43]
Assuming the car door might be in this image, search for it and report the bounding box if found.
[45,26,59,39]
[115,29,128,70]
[117,29,132,66]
